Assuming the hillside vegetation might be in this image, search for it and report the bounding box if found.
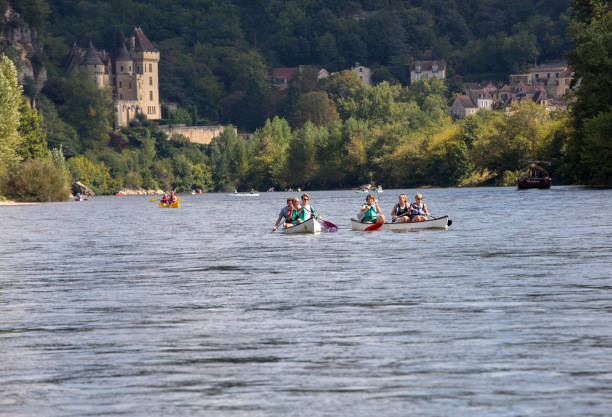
[1,0,610,199]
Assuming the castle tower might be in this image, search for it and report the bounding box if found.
[127,27,160,121]
[83,41,106,88]
[115,43,136,100]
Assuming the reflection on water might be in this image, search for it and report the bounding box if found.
[1,187,612,416]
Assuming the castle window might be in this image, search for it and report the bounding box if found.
[150,91,153,100]
[149,63,152,72]
[129,82,132,89]
[121,65,123,72]
[129,66,132,72]
[149,76,152,86]
[119,81,122,88]
[416,65,421,73]
[433,64,438,73]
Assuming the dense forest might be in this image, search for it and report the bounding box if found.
[36,0,571,128]
[1,0,611,201]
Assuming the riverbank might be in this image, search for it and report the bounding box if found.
[0,200,41,206]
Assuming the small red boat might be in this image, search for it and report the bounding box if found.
[114,192,125,196]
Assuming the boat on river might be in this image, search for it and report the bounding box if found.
[516,141,552,189]
[516,163,551,189]
[282,216,321,234]
[350,216,451,231]
[232,192,260,197]
[158,201,180,208]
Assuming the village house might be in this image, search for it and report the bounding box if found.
[66,28,160,128]
[350,62,372,86]
[268,65,329,89]
[453,62,574,118]
[450,95,479,118]
[509,63,573,100]
[269,67,297,89]
[410,60,446,84]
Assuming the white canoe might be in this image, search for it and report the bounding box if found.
[351,216,451,231]
[282,216,322,234]
[231,193,260,197]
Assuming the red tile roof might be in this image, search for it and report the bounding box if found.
[272,67,297,81]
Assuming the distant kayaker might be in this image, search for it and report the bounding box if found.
[391,194,410,223]
[409,194,430,222]
[299,193,320,221]
[161,193,169,204]
[360,194,385,224]
[273,197,294,231]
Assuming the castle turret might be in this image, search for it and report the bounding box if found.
[115,43,133,75]
[83,41,106,88]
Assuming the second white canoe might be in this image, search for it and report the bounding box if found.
[351,216,451,231]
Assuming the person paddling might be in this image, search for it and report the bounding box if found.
[273,197,293,231]
[161,193,169,204]
[360,194,385,225]
[391,194,410,223]
[298,193,320,221]
[283,199,303,228]
[409,193,430,222]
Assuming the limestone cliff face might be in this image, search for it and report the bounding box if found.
[0,5,47,91]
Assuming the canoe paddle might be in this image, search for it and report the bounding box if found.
[319,219,338,232]
[364,223,383,231]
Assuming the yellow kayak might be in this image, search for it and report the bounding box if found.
[158,201,180,208]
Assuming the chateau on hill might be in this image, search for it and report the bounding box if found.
[65,28,160,128]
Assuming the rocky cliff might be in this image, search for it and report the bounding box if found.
[0,4,46,91]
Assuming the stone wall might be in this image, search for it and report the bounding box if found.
[157,125,235,145]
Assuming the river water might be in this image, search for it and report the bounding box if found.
[1,187,611,416]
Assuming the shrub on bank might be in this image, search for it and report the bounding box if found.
[0,159,71,202]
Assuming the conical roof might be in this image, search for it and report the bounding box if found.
[116,42,133,62]
[130,27,158,52]
[83,41,103,66]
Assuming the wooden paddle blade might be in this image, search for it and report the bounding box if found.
[149,199,157,202]
[365,223,383,231]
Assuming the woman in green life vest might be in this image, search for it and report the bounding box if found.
[360,194,385,224]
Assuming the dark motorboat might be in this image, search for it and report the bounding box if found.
[516,142,551,189]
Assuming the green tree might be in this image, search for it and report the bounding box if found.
[44,68,113,148]
[289,91,340,128]
[17,100,48,160]
[566,0,612,185]
[0,55,23,169]
[0,159,70,202]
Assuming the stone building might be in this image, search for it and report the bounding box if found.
[65,27,160,128]
[410,60,446,84]
[350,62,372,86]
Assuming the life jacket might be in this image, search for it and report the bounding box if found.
[395,205,409,216]
[362,204,378,222]
[290,209,300,225]
[299,204,316,221]
[161,195,168,203]
[410,202,426,216]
